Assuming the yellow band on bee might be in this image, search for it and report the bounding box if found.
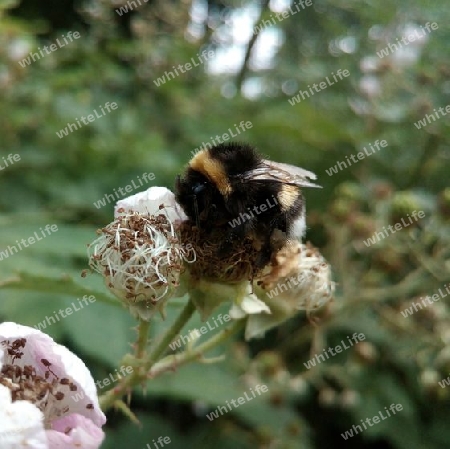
[189,150,232,196]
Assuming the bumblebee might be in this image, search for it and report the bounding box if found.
[175,143,319,267]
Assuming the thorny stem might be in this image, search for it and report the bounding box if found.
[99,299,242,412]
[148,299,196,363]
[136,319,150,359]
[148,320,245,377]
[359,267,427,302]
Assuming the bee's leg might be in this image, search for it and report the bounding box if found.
[252,214,287,269]
[199,203,220,233]
[217,225,245,257]
[254,243,272,270]
[216,212,254,259]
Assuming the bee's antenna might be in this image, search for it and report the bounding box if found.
[191,182,206,228]
[193,195,200,228]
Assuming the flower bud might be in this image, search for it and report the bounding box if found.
[88,212,195,320]
[237,242,334,340]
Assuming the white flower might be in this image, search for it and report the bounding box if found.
[229,286,271,320]
[7,38,33,61]
[390,47,421,68]
[360,56,381,73]
[88,212,195,321]
[0,384,47,449]
[184,278,262,321]
[235,242,334,340]
[388,24,428,70]
[359,76,381,98]
[401,23,429,47]
[0,322,105,449]
[277,243,335,311]
[114,186,187,223]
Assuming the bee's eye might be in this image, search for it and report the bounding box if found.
[193,182,207,195]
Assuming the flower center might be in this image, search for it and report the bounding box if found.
[89,213,187,304]
[0,338,87,430]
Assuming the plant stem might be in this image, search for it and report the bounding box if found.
[100,299,196,411]
[149,319,245,377]
[100,309,244,412]
[135,319,150,359]
[147,299,196,364]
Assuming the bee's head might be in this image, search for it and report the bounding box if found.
[191,180,208,195]
[175,144,260,225]
[175,170,217,226]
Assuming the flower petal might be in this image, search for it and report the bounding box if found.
[47,414,105,449]
[239,294,271,315]
[0,322,106,427]
[114,186,187,223]
[0,384,48,449]
[241,243,334,339]
[228,303,247,320]
[189,280,247,320]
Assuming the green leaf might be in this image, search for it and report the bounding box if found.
[138,362,309,446]
[0,272,119,307]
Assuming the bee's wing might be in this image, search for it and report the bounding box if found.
[239,160,321,188]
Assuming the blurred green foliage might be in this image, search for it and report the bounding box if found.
[1,0,450,448]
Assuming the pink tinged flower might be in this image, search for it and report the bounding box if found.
[0,384,47,449]
[46,414,105,449]
[0,322,106,449]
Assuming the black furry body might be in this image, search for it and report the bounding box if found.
[175,143,316,267]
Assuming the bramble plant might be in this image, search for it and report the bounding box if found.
[87,186,334,414]
[2,0,450,447]
[0,183,334,448]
